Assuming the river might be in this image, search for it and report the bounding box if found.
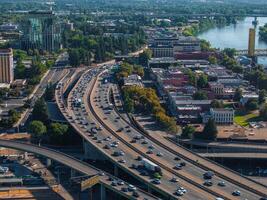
[198,17,267,65]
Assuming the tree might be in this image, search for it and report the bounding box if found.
[223,48,236,58]
[44,84,55,101]
[68,48,80,67]
[139,49,152,66]
[202,118,218,141]
[233,88,242,102]
[28,120,47,138]
[211,100,224,108]
[260,104,267,121]
[181,125,195,139]
[49,123,69,144]
[259,89,266,104]
[197,74,208,88]
[245,99,258,111]
[208,56,217,64]
[193,91,208,100]
[32,98,49,124]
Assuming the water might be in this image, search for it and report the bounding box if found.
[198,17,267,65]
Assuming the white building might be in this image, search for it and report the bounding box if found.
[203,108,234,124]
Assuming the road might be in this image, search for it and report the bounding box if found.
[90,70,266,199]
[55,67,219,200]
[0,139,157,200]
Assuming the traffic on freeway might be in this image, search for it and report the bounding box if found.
[55,67,221,200]
[88,66,267,200]
[0,139,157,200]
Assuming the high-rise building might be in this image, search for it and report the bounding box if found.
[21,10,61,52]
[0,48,14,84]
[248,28,256,57]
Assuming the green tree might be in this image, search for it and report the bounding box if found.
[68,48,80,67]
[202,119,218,141]
[28,120,47,138]
[49,123,69,144]
[223,48,236,58]
[245,99,258,111]
[208,56,217,64]
[139,49,152,66]
[181,125,195,139]
[44,84,55,101]
[211,100,224,108]
[193,91,208,100]
[197,74,208,88]
[32,98,49,124]
[233,88,242,102]
[259,89,266,104]
[260,104,267,121]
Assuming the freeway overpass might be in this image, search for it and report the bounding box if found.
[236,49,267,56]
[0,139,157,200]
[199,152,267,159]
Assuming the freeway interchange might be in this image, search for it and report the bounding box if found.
[55,64,267,200]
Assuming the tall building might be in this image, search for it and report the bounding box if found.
[248,28,256,57]
[0,48,14,84]
[21,11,61,52]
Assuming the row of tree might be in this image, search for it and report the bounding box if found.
[122,86,178,133]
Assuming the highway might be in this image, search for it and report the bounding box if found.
[89,70,267,199]
[0,139,157,200]
[199,152,267,159]
[55,67,220,200]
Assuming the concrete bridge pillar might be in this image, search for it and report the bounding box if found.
[46,158,52,167]
[114,165,118,176]
[83,139,106,161]
[24,152,29,160]
[101,184,106,200]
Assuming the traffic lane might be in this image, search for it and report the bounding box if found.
[72,72,217,200]
[94,79,261,200]
[86,76,220,200]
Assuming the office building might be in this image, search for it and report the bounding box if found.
[21,10,61,52]
[0,48,14,84]
[203,108,234,124]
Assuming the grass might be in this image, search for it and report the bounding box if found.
[234,111,260,127]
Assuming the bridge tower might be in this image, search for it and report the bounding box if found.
[248,28,256,58]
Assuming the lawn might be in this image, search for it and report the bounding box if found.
[234,112,259,127]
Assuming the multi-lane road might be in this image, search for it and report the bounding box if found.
[89,70,266,200]
[55,64,267,200]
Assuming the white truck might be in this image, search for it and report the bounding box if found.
[141,158,161,173]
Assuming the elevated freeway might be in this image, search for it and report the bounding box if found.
[90,69,267,199]
[56,67,221,200]
[0,139,158,200]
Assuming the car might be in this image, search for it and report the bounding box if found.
[180,162,186,167]
[137,156,143,161]
[97,140,102,144]
[110,143,118,148]
[175,190,184,196]
[232,190,241,196]
[116,116,120,120]
[177,187,187,193]
[156,152,163,157]
[203,171,214,179]
[114,119,118,122]
[104,144,110,149]
[204,180,213,186]
[121,187,128,192]
[170,177,178,182]
[117,128,124,132]
[148,145,155,149]
[108,177,114,181]
[152,178,161,185]
[111,181,117,186]
[131,164,138,169]
[146,150,153,154]
[128,184,137,191]
[118,180,124,185]
[132,191,140,197]
[215,198,224,200]
[118,159,126,164]
[134,135,142,140]
[118,151,125,156]
[98,171,105,176]
[125,125,130,128]
[174,156,181,161]
[140,171,149,176]
[218,181,226,187]
[126,129,131,133]
[174,164,182,170]
[92,136,98,140]
[131,139,137,143]
[141,140,148,144]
